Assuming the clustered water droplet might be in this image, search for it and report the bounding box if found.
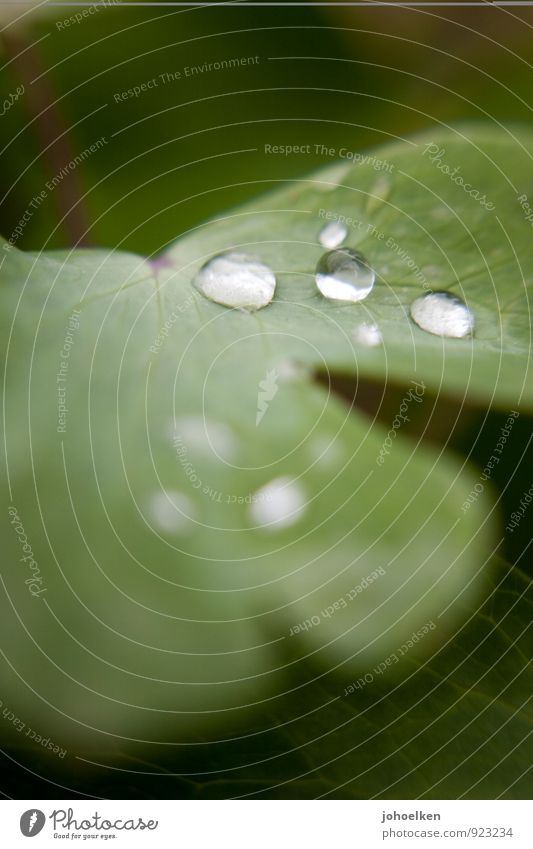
[193,251,276,311]
[319,220,348,249]
[410,291,474,338]
[249,477,306,530]
[315,248,375,303]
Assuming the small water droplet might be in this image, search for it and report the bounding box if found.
[366,175,391,213]
[171,417,237,461]
[275,359,309,382]
[308,436,342,468]
[147,489,195,533]
[410,291,474,338]
[193,252,276,311]
[319,220,348,249]
[249,477,306,530]
[354,321,382,347]
[316,249,375,303]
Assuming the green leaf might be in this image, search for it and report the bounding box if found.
[186,561,532,800]
[163,124,533,410]
[6,562,528,799]
[0,125,527,764]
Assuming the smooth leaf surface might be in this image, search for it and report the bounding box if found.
[164,125,533,409]
[0,127,527,774]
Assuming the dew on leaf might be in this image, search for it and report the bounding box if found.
[319,220,348,249]
[353,321,382,347]
[249,477,306,530]
[308,435,343,468]
[275,359,309,382]
[147,489,196,533]
[171,416,237,460]
[366,174,391,213]
[410,291,474,338]
[193,251,276,310]
[315,248,375,303]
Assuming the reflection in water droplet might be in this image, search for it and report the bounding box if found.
[193,252,276,310]
[319,220,348,249]
[148,490,195,533]
[171,417,237,461]
[315,249,375,303]
[249,477,306,530]
[354,322,382,347]
[410,291,474,338]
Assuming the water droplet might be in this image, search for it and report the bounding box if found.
[275,359,309,382]
[249,477,306,530]
[354,321,382,347]
[308,436,342,468]
[147,489,195,533]
[171,417,237,461]
[315,249,375,303]
[193,252,276,311]
[410,291,474,338]
[319,220,348,249]
[366,175,391,213]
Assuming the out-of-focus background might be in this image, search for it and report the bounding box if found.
[1,3,533,256]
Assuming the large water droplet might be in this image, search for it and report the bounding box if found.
[147,489,196,533]
[410,291,474,338]
[353,321,382,347]
[249,477,306,530]
[193,252,276,311]
[315,249,375,303]
[319,220,348,249]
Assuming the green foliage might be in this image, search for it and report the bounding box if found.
[1,127,531,797]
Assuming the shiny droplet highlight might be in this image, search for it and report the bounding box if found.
[147,489,195,533]
[354,321,382,347]
[249,477,306,530]
[315,248,375,303]
[319,220,348,249]
[366,175,391,213]
[410,291,474,338]
[171,416,237,461]
[193,251,276,311]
